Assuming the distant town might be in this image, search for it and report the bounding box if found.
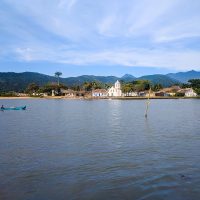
[28,80,198,99]
[0,71,199,99]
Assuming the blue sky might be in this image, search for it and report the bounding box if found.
[0,0,200,77]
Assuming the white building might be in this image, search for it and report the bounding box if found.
[108,80,122,97]
[60,89,76,97]
[123,92,138,97]
[92,89,108,97]
[178,88,197,97]
[184,88,197,97]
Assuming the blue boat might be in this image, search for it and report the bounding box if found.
[1,106,26,111]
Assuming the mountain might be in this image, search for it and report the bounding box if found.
[120,74,136,82]
[167,70,200,83]
[0,72,120,92]
[65,75,119,85]
[137,74,180,87]
[1,70,199,92]
[0,72,58,92]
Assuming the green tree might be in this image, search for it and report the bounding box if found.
[105,83,112,89]
[122,83,134,93]
[71,85,81,91]
[181,83,190,88]
[82,81,104,91]
[91,81,104,89]
[188,79,200,95]
[55,72,62,86]
[39,83,67,95]
[26,83,39,94]
[83,82,92,91]
[132,80,151,92]
[153,84,163,91]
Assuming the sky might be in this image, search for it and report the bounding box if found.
[0,0,200,77]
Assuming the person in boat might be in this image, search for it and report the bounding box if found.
[1,105,4,110]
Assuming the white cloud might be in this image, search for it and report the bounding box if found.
[1,0,200,71]
[15,47,39,62]
[58,0,77,11]
[14,46,200,71]
[97,15,117,36]
[127,0,178,35]
[153,18,200,42]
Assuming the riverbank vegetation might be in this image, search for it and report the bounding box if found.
[0,92,17,97]
[0,73,200,97]
[182,79,200,95]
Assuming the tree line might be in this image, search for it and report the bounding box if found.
[25,78,200,96]
[182,79,200,95]
[1,71,200,96]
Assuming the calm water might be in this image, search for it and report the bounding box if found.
[0,99,200,200]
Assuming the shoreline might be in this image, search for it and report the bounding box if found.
[0,96,199,100]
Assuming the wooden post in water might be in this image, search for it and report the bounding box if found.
[145,88,151,118]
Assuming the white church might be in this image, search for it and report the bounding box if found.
[108,80,122,97]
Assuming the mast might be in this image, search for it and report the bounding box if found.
[145,87,151,118]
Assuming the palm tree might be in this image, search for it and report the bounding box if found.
[55,72,62,86]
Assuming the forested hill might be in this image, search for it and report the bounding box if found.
[0,72,120,92]
[138,74,180,87]
[0,72,58,92]
[167,70,200,83]
[0,71,198,92]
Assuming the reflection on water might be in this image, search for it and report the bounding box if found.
[0,99,200,200]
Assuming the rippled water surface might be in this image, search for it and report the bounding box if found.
[0,99,200,200]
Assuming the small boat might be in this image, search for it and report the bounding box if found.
[1,106,26,111]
